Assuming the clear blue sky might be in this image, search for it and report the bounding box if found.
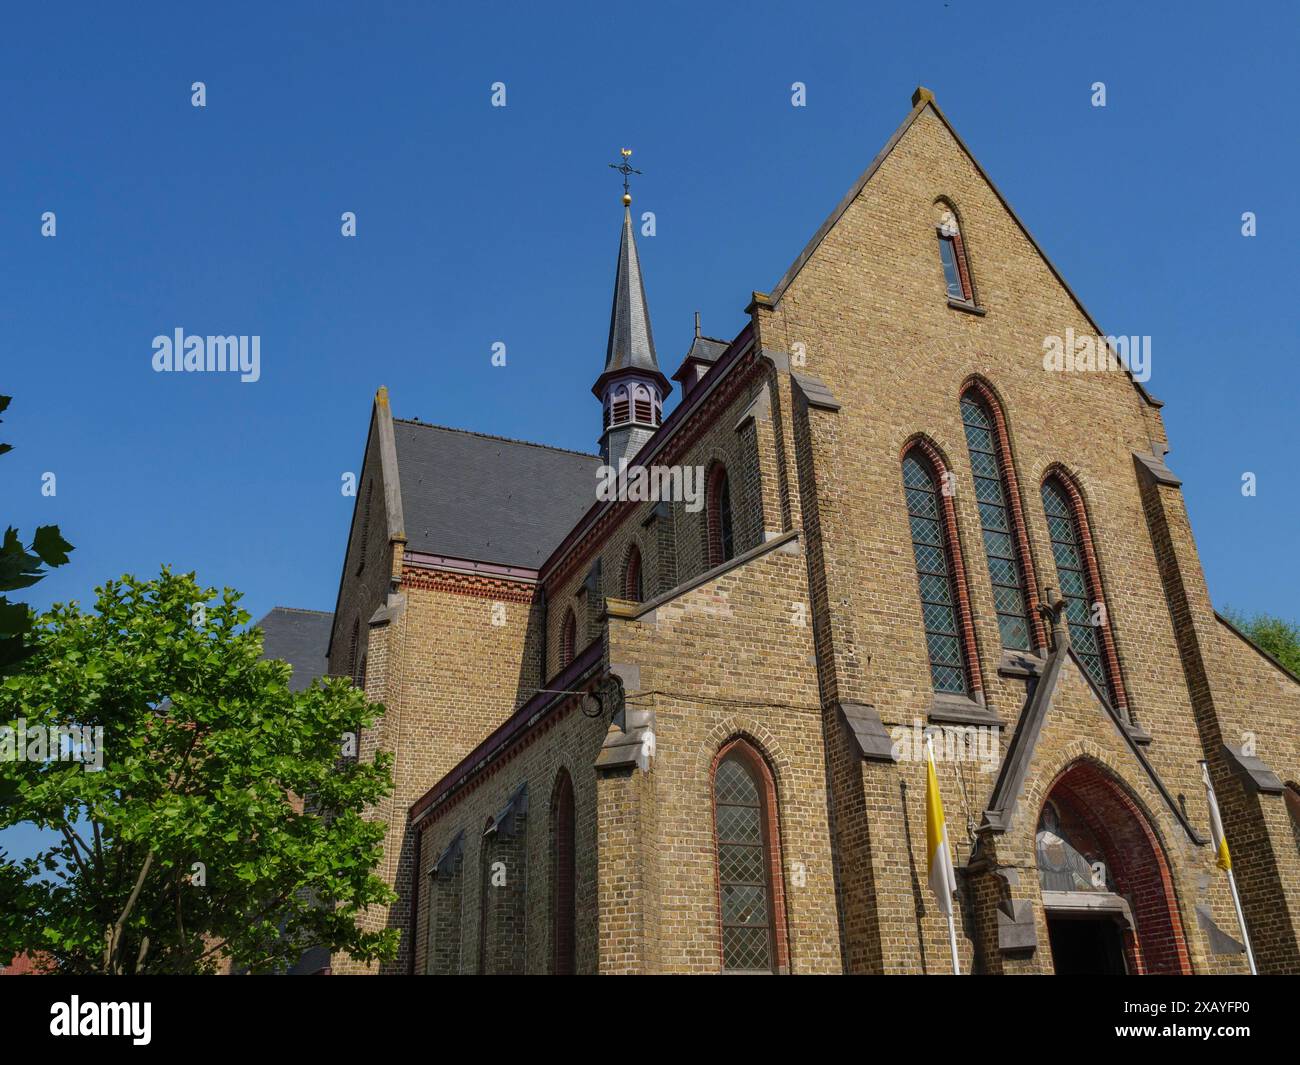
[2,0,1297,632]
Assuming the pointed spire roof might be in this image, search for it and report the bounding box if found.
[595,206,668,396]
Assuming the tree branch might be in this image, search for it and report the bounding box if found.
[107,849,154,975]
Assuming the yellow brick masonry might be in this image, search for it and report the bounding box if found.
[334,90,1298,975]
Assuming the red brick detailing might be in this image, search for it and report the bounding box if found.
[962,377,1047,651]
[710,736,792,973]
[560,609,576,666]
[401,565,535,605]
[550,769,577,974]
[951,230,974,302]
[0,952,50,975]
[1043,467,1128,711]
[1045,760,1192,975]
[541,332,760,592]
[907,436,985,697]
[622,545,643,601]
[706,462,728,568]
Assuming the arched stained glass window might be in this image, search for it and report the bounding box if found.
[714,744,777,973]
[961,392,1033,651]
[936,202,975,303]
[904,450,968,694]
[1042,476,1114,698]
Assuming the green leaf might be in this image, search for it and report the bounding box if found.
[32,527,73,568]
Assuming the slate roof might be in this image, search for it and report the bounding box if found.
[393,420,603,568]
[683,335,728,365]
[256,607,334,690]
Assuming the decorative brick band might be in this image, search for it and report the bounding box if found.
[909,435,985,697]
[963,377,1047,652]
[542,330,761,592]
[1044,466,1128,712]
[402,565,535,605]
[408,638,606,826]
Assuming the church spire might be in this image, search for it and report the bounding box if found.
[593,150,670,464]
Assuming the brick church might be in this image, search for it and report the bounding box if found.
[314,88,1300,974]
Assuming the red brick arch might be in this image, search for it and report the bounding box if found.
[1042,760,1192,974]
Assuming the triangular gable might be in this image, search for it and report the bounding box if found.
[767,87,1160,409]
[325,387,405,659]
[981,638,1204,843]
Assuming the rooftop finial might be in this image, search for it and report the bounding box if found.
[609,148,641,206]
[694,311,701,337]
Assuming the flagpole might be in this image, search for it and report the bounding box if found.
[1226,865,1257,975]
[926,732,961,975]
[1200,761,1257,975]
[942,821,961,975]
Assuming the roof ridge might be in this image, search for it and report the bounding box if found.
[393,418,600,460]
[266,606,333,617]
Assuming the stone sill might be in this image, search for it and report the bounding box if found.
[947,297,987,316]
[997,649,1046,678]
[928,692,1000,726]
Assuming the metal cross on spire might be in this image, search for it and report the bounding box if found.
[609,148,642,205]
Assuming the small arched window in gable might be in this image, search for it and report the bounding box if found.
[903,447,974,695]
[935,201,974,304]
[623,545,644,602]
[560,608,577,668]
[707,465,735,567]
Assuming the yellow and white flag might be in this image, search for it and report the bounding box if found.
[1202,762,1232,872]
[926,737,957,915]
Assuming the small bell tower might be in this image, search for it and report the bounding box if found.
[594,149,670,464]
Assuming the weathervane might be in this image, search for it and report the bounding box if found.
[609,148,642,206]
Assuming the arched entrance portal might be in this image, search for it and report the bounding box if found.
[1036,761,1192,975]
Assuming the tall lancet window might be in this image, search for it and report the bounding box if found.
[1041,473,1124,708]
[707,464,734,566]
[903,446,973,695]
[623,544,644,602]
[560,609,577,668]
[712,739,785,973]
[936,201,975,303]
[960,388,1038,652]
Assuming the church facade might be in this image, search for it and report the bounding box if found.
[324,88,1300,975]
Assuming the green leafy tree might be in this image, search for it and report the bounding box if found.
[0,568,397,973]
[0,394,74,676]
[1222,607,1300,678]
[0,393,74,971]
